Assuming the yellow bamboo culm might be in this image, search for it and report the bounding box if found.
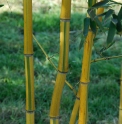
[49,0,71,124]
[69,91,80,124]
[119,63,122,124]
[69,0,105,123]
[79,32,94,124]
[97,0,104,22]
[78,0,104,123]
[23,0,35,124]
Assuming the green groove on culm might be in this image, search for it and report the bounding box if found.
[25,0,31,52]
[26,56,32,110]
[63,22,66,72]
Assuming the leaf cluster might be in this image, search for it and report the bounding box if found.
[80,0,122,53]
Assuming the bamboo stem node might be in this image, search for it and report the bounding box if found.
[76,96,80,100]
[60,19,70,22]
[80,82,89,85]
[58,70,68,74]
[50,116,60,119]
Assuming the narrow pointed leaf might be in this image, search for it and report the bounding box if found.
[79,35,85,50]
[116,21,122,32]
[87,8,96,20]
[118,6,122,20]
[90,19,97,34]
[103,9,114,23]
[92,0,109,8]
[88,8,104,30]
[97,11,107,18]
[0,5,4,7]
[83,17,90,37]
[112,13,122,33]
[93,37,100,42]
[88,0,97,7]
[88,0,93,7]
[94,17,104,30]
[106,21,116,45]
[112,14,118,19]
[111,18,118,25]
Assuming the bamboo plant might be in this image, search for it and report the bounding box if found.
[23,0,35,124]
[78,0,122,123]
[69,1,106,122]
[78,0,105,123]
[49,0,71,124]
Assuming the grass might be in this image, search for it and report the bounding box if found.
[0,0,122,124]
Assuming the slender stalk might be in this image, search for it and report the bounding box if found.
[69,91,80,124]
[49,0,71,123]
[23,0,35,123]
[78,0,104,123]
[119,63,122,124]
[91,55,122,63]
[33,35,77,95]
[79,31,95,124]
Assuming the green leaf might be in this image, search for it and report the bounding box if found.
[83,17,90,37]
[79,35,85,50]
[88,0,97,7]
[111,18,118,25]
[103,9,114,24]
[88,0,93,7]
[93,37,100,42]
[0,4,4,7]
[112,13,122,33]
[94,17,104,30]
[97,11,107,18]
[87,8,96,19]
[106,21,116,45]
[92,0,109,8]
[90,19,97,34]
[116,21,122,32]
[118,6,122,20]
[87,8,104,31]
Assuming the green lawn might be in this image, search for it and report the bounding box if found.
[0,1,122,124]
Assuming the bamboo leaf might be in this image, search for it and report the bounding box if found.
[106,21,116,45]
[87,8,96,19]
[88,8,104,30]
[94,17,104,30]
[97,11,107,18]
[92,0,109,8]
[90,19,97,34]
[88,0,93,7]
[0,4,4,7]
[88,0,97,7]
[103,9,114,23]
[112,13,122,33]
[79,35,85,50]
[111,18,118,25]
[118,6,122,20]
[83,17,90,37]
[93,37,100,42]
[116,21,122,33]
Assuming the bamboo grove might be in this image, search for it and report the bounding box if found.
[22,0,122,124]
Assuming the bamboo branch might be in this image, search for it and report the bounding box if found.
[91,55,122,63]
[33,35,77,95]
